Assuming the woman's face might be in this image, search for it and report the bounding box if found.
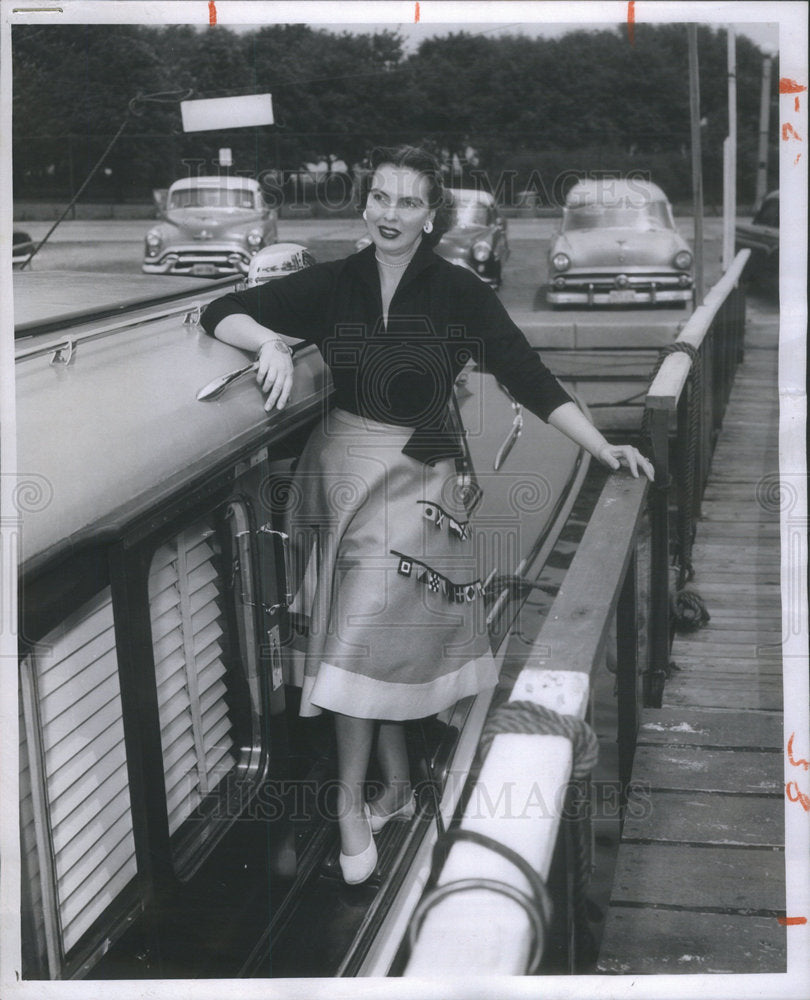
[365,163,435,256]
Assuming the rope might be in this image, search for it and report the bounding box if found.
[479,700,599,779]
[643,339,710,602]
[409,879,547,972]
[670,587,711,632]
[641,340,699,441]
[669,343,702,589]
[476,701,599,969]
[411,827,554,973]
[564,783,599,966]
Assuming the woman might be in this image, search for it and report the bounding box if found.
[201,145,653,885]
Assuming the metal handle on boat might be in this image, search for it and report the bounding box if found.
[493,413,523,471]
[196,361,259,401]
[493,382,524,471]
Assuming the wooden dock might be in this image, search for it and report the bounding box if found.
[598,311,787,973]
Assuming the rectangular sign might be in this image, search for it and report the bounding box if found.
[180,94,274,132]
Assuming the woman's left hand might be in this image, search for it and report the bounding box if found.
[597,444,655,481]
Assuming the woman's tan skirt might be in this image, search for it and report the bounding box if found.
[284,407,498,719]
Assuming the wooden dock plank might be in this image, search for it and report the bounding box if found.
[630,746,783,794]
[663,684,783,711]
[678,621,782,636]
[598,308,786,975]
[669,652,783,672]
[598,909,786,974]
[609,844,785,911]
[690,556,783,572]
[622,790,784,847]
[637,707,783,748]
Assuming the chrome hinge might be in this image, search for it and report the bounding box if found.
[49,339,74,366]
[259,525,293,612]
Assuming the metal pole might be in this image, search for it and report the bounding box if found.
[18,89,191,269]
[755,57,773,210]
[19,115,130,269]
[722,28,737,271]
[688,24,705,305]
[646,408,671,708]
[617,550,639,799]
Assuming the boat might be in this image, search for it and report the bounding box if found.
[13,266,589,979]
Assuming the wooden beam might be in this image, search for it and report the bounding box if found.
[405,472,649,976]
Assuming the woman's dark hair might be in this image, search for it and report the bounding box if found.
[358,144,451,246]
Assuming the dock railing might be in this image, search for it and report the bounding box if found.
[404,471,650,976]
[643,249,750,706]
[403,255,751,976]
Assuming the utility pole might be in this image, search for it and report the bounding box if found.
[722,28,737,271]
[688,24,705,305]
[755,57,773,211]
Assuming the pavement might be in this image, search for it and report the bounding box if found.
[18,216,735,244]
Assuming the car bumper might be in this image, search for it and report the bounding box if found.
[441,254,501,286]
[547,273,692,306]
[142,247,254,277]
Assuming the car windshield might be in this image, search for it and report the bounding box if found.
[450,202,490,227]
[562,202,673,232]
[168,187,258,210]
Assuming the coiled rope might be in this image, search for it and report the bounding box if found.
[643,340,711,632]
[479,700,599,778]
[671,586,711,632]
[477,699,599,968]
[410,827,554,974]
[641,340,699,437]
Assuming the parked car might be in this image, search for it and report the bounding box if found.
[13,229,36,268]
[356,188,509,289]
[547,179,693,308]
[13,261,588,980]
[143,175,278,278]
[735,190,778,287]
[436,188,510,288]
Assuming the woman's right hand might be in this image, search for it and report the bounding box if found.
[256,338,294,411]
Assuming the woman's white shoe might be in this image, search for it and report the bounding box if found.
[368,793,416,834]
[338,808,378,885]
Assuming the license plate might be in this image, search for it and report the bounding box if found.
[192,264,218,276]
[609,289,635,303]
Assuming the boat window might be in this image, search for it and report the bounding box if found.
[19,588,138,970]
[148,517,239,841]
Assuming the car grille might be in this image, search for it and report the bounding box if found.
[156,248,251,275]
[558,271,689,290]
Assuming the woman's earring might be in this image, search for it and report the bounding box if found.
[423,219,434,234]
[362,209,368,221]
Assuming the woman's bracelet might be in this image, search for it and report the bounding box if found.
[255,338,293,361]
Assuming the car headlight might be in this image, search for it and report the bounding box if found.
[472,241,491,262]
[674,250,693,270]
[146,231,162,249]
[247,230,263,248]
[551,253,571,272]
